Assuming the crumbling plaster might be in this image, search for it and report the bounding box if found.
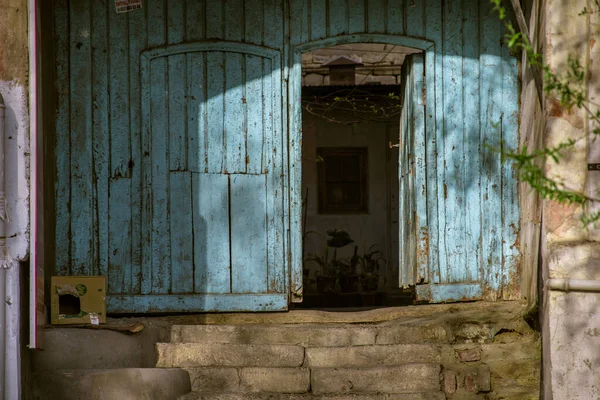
[542,0,600,398]
[0,0,30,263]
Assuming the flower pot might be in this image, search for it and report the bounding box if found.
[361,275,379,292]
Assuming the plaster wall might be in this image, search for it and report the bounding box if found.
[301,112,398,291]
[0,0,30,398]
[541,0,600,398]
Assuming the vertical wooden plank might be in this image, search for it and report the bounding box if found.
[310,0,326,40]
[289,0,309,46]
[266,58,285,292]
[231,174,268,293]
[329,0,348,36]
[141,0,166,295]
[479,0,503,294]
[129,0,147,293]
[367,0,386,33]
[109,5,132,179]
[224,0,246,176]
[263,0,283,49]
[262,59,273,173]
[168,57,187,171]
[168,0,187,171]
[288,52,303,299]
[245,55,264,174]
[193,174,231,293]
[188,53,206,173]
[69,0,94,275]
[398,58,411,287]
[279,0,290,299]
[55,0,71,275]
[108,1,132,294]
[386,0,404,35]
[150,59,171,294]
[108,179,131,294]
[91,0,109,278]
[348,0,366,34]
[205,0,224,38]
[244,0,264,44]
[225,0,243,41]
[411,55,428,282]
[441,0,465,283]
[186,0,206,41]
[206,52,225,173]
[224,53,246,174]
[406,0,425,37]
[425,0,443,284]
[170,172,194,293]
[501,30,520,298]
[462,0,481,283]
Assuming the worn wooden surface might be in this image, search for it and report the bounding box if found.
[54,0,520,311]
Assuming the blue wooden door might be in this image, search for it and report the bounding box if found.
[110,42,287,313]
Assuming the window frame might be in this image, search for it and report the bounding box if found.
[316,147,369,215]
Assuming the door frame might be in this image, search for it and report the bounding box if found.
[288,34,436,302]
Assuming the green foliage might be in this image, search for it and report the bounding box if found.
[491,0,600,225]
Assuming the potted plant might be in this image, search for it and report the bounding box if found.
[358,245,386,292]
[339,246,360,293]
[304,229,354,294]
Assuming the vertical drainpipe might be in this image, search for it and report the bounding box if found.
[0,92,6,400]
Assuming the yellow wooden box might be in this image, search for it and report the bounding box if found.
[50,276,106,325]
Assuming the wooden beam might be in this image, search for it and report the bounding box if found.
[506,0,544,103]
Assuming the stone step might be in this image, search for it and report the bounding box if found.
[311,364,441,394]
[32,328,161,370]
[185,367,310,393]
[31,368,191,400]
[304,343,454,367]
[157,343,305,368]
[178,393,446,400]
[170,322,452,346]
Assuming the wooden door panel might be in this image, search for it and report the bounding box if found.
[192,173,231,294]
[134,41,286,311]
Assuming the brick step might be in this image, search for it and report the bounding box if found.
[178,393,446,400]
[180,364,441,396]
[157,343,305,368]
[31,368,191,400]
[157,342,455,368]
[169,322,453,346]
[304,343,454,367]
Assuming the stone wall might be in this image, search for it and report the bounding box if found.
[302,44,420,86]
[540,0,600,398]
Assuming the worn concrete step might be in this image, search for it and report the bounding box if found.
[305,343,454,367]
[178,393,446,400]
[31,368,191,400]
[311,364,441,394]
[32,328,160,370]
[185,367,310,393]
[170,322,452,346]
[157,343,305,368]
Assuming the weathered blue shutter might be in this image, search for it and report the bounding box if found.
[399,54,424,289]
[108,42,286,312]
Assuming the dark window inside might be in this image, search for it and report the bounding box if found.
[317,147,368,214]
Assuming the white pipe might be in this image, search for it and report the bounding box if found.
[0,92,6,400]
[547,278,600,293]
[28,0,39,352]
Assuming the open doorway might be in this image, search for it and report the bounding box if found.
[297,43,422,309]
